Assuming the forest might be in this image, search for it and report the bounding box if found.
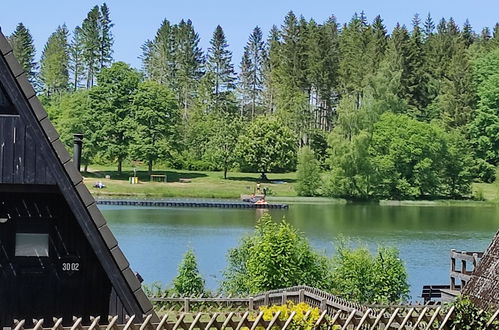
[6,3,499,200]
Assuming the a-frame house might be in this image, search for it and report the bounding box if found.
[462,230,499,310]
[0,28,156,327]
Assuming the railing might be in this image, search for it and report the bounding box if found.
[450,250,483,291]
[12,306,499,330]
[150,286,436,317]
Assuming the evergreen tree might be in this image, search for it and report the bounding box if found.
[98,3,114,69]
[172,249,205,297]
[69,26,85,90]
[8,23,37,84]
[206,25,236,100]
[238,50,252,116]
[272,12,310,140]
[462,19,475,48]
[405,14,430,118]
[435,50,476,127]
[238,26,265,119]
[338,13,371,103]
[368,15,388,74]
[423,13,435,39]
[81,6,101,88]
[39,25,70,96]
[175,19,204,115]
[146,19,177,87]
[262,25,280,114]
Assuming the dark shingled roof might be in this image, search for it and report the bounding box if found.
[0,27,157,321]
[462,229,499,310]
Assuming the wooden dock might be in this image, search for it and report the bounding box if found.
[96,199,289,209]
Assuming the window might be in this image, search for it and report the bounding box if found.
[0,83,17,115]
[15,233,49,257]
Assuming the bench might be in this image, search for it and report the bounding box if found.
[150,174,167,183]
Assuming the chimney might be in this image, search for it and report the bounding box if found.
[73,134,84,172]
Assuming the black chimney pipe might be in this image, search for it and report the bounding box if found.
[73,134,84,172]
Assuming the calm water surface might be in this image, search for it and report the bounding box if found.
[100,202,499,301]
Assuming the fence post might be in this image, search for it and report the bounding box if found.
[184,298,190,313]
[320,299,327,312]
[264,293,269,306]
[249,297,254,311]
[299,289,305,303]
[450,249,456,290]
[282,291,287,305]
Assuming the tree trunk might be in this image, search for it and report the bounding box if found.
[260,172,269,182]
[84,164,88,173]
[148,159,153,176]
[118,160,122,175]
[224,167,228,180]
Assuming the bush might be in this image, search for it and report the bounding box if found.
[221,214,333,295]
[259,302,332,330]
[296,146,322,196]
[331,240,409,304]
[172,248,205,296]
[451,297,493,330]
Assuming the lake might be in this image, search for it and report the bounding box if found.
[101,202,499,301]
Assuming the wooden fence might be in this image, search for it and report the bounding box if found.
[11,307,499,330]
[449,250,483,291]
[149,286,427,315]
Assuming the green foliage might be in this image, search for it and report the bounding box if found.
[46,90,97,169]
[296,146,321,196]
[129,81,180,174]
[326,111,474,199]
[40,25,70,96]
[236,116,297,178]
[205,113,243,179]
[172,249,205,297]
[88,62,141,173]
[451,297,492,330]
[331,240,409,304]
[221,214,333,295]
[8,23,37,84]
[469,49,499,173]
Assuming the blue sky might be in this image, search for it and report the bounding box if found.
[1,0,498,70]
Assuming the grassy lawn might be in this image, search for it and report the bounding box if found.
[84,165,298,199]
[83,164,499,202]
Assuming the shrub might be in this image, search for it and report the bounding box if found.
[221,214,333,295]
[172,248,205,296]
[331,240,409,304]
[296,146,322,196]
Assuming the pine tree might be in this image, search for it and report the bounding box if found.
[206,25,236,103]
[262,25,280,114]
[40,25,70,96]
[175,19,204,115]
[238,26,265,119]
[462,19,475,48]
[338,13,371,103]
[306,17,340,131]
[147,19,177,87]
[69,26,85,90]
[423,13,435,39]
[405,14,430,118]
[368,15,388,74]
[81,6,101,88]
[436,50,476,128]
[8,23,37,84]
[98,3,114,69]
[238,50,252,117]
